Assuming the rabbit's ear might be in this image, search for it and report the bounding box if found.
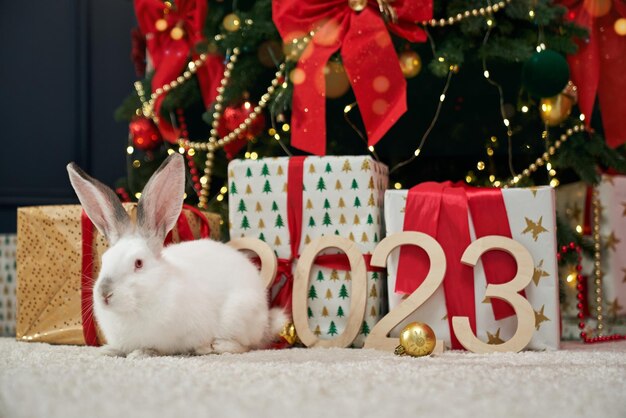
[67,163,131,244]
[136,154,186,247]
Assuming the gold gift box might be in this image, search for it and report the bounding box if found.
[16,204,220,345]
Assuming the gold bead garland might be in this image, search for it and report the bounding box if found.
[505,124,585,186]
[420,0,511,28]
[592,187,604,334]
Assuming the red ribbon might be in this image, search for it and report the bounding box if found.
[272,0,432,155]
[396,182,522,350]
[560,0,626,148]
[81,205,211,346]
[266,157,383,315]
[135,0,224,142]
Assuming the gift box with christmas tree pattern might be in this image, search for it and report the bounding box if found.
[557,175,626,338]
[0,234,17,337]
[385,184,560,350]
[228,156,388,347]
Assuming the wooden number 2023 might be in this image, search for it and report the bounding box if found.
[230,233,536,353]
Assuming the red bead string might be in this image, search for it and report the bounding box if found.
[176,109,202,199]
[558,242,626,344]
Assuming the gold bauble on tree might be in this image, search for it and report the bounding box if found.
[395,322,436,357]
[348,0,368,12]
[223,13,241,32]
[399,50,422,78]
[325,61,351,99]
[615,18,626,36]
[170,26,185,40]
[583,0,612,17]
[539,81,578,126]
[155,18,168,32]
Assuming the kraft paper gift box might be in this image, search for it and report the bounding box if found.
[385,184,560,350]
[16,204,220,345]
[557,175,626,338]
[0,234,17,336]
[228,156,388,347]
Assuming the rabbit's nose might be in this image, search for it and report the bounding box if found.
[98,277,114,302]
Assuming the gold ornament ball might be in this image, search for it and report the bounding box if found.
[223,13,241,32]
[325,61,351,99]
[398,322,436,357]
[540,93,574,126]
[170,26,185,41]
[615,18,626,36]
[279,322,298,345]
[583,0,612,17]
[399,50,422,78]
[155,18,168,32]
[348,0,368,12]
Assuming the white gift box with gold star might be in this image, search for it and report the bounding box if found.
[384,186,560,350]
[0,234,17,337]
[557,175,626,336]
[228,156,388,347]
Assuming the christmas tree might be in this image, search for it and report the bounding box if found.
[115,0,625,246]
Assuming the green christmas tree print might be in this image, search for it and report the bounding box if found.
[351,179,358,189]
[316,271,324,282]
[360,321,370,336]
[372,271,379,281]
[322,212,332,226]
[246,167,252,177]
[241,216,250,230]
[316,177,326,191]
[308,307,313,318]
[327,321,338,336]
[325,162,332,173]
[259,232,266,241]
[308,285,318,300]
[339,284,349,299]
[237,199,247,213]
[308,216,316,227]
[275,214,285,228]
[230,181,239,195]
[271,201,279,211]
[323,198,331,209]
[261,163,270,176]
[263,180,272,194]
[337,306,345,317]
[353,196,361,208]
[367,214,374,225]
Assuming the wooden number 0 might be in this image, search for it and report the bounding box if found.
[452,235,535,353]
[228,238,277,289]
[292,236,368,348]
[363,232,446,353]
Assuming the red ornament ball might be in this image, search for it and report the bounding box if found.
[218,102,266,159]
[130,117,162,151]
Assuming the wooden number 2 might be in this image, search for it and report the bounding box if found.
[363,232,446,353]
[227,238,277,290]
[292,236,368,348]
[452,235,535,353]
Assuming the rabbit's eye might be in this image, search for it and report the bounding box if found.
[134,259,143,270]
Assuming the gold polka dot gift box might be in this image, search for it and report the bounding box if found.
[384,184,560,351]
[228,156,388,347]
[16,204,220,345]
[557,175,626,338]
[0,234,17,337]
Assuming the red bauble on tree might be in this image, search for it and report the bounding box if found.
[129,116,162,151]
[218,101,266,159]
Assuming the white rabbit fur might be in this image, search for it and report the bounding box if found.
[67,154,285,357]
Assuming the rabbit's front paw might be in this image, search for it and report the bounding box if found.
[127,348,160,359]
[212,339,249,354]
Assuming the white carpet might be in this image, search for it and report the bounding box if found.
[1,338,625,418]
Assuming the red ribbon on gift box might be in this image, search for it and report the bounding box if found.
[395,182,525,350]
[80,205,212,346]
[134,0,224,142]
[272,0,432,155]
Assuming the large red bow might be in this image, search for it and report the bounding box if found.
[561,0,626,148]
[135,0,224,142]
[273,0,432,155]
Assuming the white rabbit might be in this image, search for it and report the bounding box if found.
[67,154,285,357]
